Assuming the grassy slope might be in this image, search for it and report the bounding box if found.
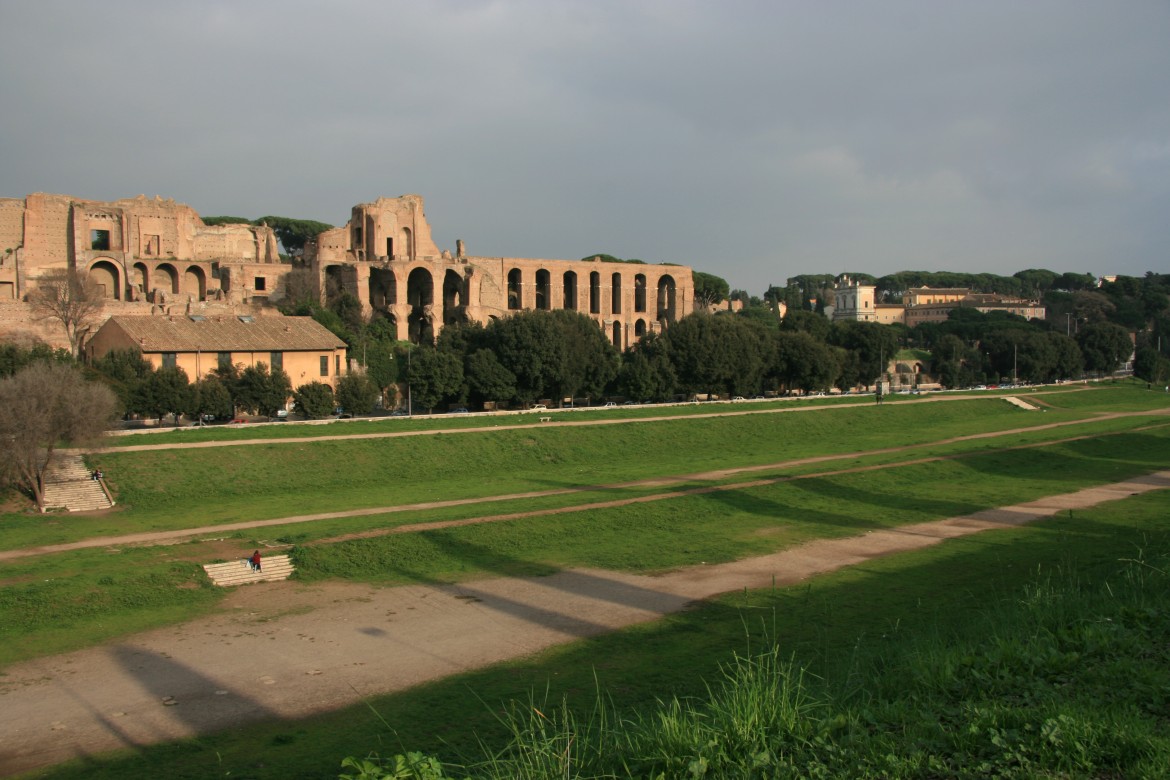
[3,385,1165,551]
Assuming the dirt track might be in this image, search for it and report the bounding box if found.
[2,469,1168,776]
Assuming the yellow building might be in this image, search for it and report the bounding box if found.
[86,315,348,390]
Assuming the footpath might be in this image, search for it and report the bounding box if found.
[1,471,1167,776]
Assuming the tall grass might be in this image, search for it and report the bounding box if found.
[346,535,1170,778]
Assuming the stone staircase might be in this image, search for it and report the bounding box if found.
[202,554,295,587]
[41,454,115,512]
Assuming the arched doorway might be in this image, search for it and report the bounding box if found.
[535,269,550,310]
[611,321,622,348]
[443,269,466,326]
[88,259,121,300]
[611,272,622,314]
[635,318,647,338]
[155,263,180,297]
[369,268,397,311]
[407,267,435,344]
[634,274,647,312]
[184,266,207,301]
[589,271,600,314]
[132,262,150,300]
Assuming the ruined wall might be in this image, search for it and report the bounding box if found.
[23,194,73,274]
[309,194,694,350]
[0,199,24,257]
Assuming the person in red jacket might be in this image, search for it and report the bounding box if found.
[250,550,262,573]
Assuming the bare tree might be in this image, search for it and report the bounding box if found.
[0,362,117,509]
[27,268,105,359]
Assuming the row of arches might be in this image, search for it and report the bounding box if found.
[86,258,211,301]
[505,269,678,321]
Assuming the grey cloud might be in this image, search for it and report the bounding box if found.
[1,0,1167,293]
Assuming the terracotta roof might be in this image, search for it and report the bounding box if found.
[103,315,346,352]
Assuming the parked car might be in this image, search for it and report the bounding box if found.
[450,407,469,414]
[603,401,617,407]
[531,403,548,411]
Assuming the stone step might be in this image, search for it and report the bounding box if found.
[41,453,114,513]
[203,555,295,587]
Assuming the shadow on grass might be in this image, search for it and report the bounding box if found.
[41,489,1170,780]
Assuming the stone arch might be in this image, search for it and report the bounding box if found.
[88,259,122,300]
[184,265,207,301]
[132,262,150,299]
[155,263,180,296]
[656,274,678,323]
[443,269,466,326]
[369,267,398,311]
[507,268,522,310]
[535,269,551,310]
[611,320,622,348]
[634,274,647,312]
[407,266,435,344]
[563,271,578,310]
[589,271,601,314]
[635,318,647,338]
[611,272,622,314]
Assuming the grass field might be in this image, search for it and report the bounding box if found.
[31,446,1170,778]
[3,382,1169,777]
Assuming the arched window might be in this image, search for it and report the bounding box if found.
[507,269,522,310]
[563,271,578,310]
[656,275,677,323]
[611,272,622,314]
[535,269,550,310]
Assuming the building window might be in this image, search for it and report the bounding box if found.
[320,355,329,377]
[218,352,232,370]
[162,352,177,369]
[91,229,111,251]
[254,277,267,292]
[270,351,283,371]
[335,354,341,377]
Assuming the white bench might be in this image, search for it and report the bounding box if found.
[539,416,551,422]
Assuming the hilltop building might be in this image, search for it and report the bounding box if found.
[1,192,693,353]
[832,276,1044,325]
[305,195,693,349]
[0,192,281,305]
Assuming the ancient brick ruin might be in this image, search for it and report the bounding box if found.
[1,192,693,352]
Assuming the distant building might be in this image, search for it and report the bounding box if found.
[831,278,1044,326]
[86,315,348,389]
[830,276,906,324]
[903,287,1045,326]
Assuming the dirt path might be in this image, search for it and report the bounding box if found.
[2,471,1167,776]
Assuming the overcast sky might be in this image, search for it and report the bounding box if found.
[2,1,1167,293]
